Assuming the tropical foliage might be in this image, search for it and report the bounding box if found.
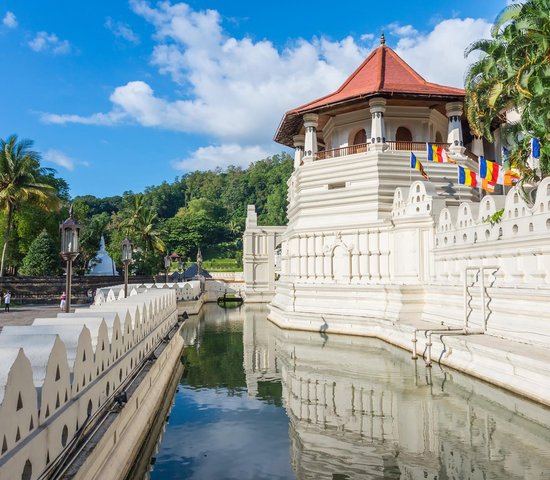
[0,136,63,276]
[19,229,60,276]
[0,134,291,277]
[465,0,550,181]
[79,152,293,275]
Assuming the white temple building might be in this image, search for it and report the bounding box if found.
[87,235,118,276]
[243,36,550,406]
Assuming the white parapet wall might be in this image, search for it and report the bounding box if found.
[267,178,550,348]
[243,205,286,302]
[255,177,550,406]
[0,287,178,480]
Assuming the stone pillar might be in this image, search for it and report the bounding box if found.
[302,113,319,164]
[293,134,305,169]
[245,204,257,229]
[369,98,387,151]
[446,102,465,154]
[471,136,484,158]
[493,127,502,164]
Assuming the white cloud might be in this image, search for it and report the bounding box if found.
[387,23,418,37]
[2,11,17,29]
[41,1,493,171]
[41,110,126,126]
[105,17,140,44]
[28,31,71,55]
[395,18,491,88]
[43,149,89,171]
[172,144,273,171]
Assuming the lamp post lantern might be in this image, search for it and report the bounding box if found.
[59,205,81,313]
[164,254,171,284]
[121,235,133,298]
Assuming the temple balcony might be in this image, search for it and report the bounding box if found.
[314,141,478,163]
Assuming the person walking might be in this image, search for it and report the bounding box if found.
[4,291,11,312]
[60,291,66,311]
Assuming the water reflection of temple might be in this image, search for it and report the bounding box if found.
[242,304,281,397]
[242,307,550,479]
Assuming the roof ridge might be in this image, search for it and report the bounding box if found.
[383,46,428,84]
[289,48,381,113]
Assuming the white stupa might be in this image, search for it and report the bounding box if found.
[87,235,118,276]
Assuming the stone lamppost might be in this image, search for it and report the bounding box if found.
[59,205,81,313]
[121,234,133,298]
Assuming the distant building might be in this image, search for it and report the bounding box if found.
[87,235,118,276]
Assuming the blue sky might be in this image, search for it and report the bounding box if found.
[0,0,506,197]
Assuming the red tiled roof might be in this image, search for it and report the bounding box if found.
[274,44,465,146]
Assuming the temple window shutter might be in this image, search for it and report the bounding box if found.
[396,127,412,142]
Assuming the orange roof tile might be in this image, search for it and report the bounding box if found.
[275,43,465,146]
[293,44,464,112]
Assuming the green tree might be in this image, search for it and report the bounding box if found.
[19,229,60,275]
[465,0,550,181]
[165,198,227,257]
[0,136,61,276]
[120,194,166,253]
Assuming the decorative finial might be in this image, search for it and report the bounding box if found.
[380,32,385,45]
[69,203,74,218]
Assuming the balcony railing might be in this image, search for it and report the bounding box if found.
[315,143,369,160]
[385,141,451,151]
[313,141,475,161]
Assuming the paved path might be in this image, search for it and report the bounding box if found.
[0,305,78,331]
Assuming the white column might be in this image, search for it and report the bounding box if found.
[312,234,317,280]
[304,234,309,280]
[353,230,361,283]
[471,136,484,158]
[369,98,387,151]
[446,102,465,155]
[493,127,502,164]
[302,113,319,163]
[293,134,305,169]
[321,233,327,282]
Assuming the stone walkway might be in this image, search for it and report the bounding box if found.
[0,305,82,331]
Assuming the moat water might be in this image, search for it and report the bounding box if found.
[148,304,550,480]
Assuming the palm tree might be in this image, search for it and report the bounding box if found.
[465,0,550,178]
[121,194,166,254]
[0,136,61,276]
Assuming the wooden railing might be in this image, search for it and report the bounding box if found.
[314,141,480,163]
[315,143,369,160]
[385,141,451,151]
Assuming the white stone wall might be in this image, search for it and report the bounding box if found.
[265,176,550,348]
[243,205,286,302]
[0,287,177,480]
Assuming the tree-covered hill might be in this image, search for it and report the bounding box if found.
[72,152,293,275]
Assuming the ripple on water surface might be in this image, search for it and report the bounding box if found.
[148,304,550,480]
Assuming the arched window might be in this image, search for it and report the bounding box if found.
[396,127,412,142]
[435,131,443,143]
[352,129,367,145]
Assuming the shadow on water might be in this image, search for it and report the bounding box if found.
[138,303,550,480]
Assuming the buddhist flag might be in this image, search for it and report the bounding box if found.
[532,137,541,159]
[502,170,520,186]
[410,152,429,180]
[481,179,495,193]
[479,156,500,184]
[458,165,477,187]
[529,137,541,171]
[426,143,448,163]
